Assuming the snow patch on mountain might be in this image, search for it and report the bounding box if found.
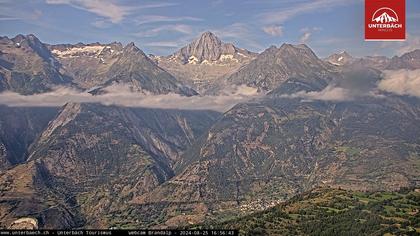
[52,45,107,58]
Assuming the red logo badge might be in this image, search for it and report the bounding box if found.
[365,0,405,41]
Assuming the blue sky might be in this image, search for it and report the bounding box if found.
[1,0,419,57]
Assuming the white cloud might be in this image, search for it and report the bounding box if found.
[134,15,203,25]
[378,70,420,97]
[299,27,321,43]
[0,85,263,112]
[0,2,43,22]
[91,19,111,29]
[283,69,420,101]
[0,16,19,20]
[134,24,194,38]
[259,0,359,24]
[211,0,224,7]
[282,67,384,101]
[144,41,184,48]
[45,0,177,23]
[283,85,353,101]
[212,23,264,51]
[300,32,311,43]
[212,23,249,39]
[262,25,283,36]
[45,0,131,23]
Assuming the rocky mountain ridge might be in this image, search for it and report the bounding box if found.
[0,34,196,96]
[0,34,72,94]
[152,32,257,93]
[170,31,256,65]
[325,49,420,70]
[217,43,337,93]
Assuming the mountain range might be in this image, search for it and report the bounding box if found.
[1,32,419,96]
[0,31,419,232]
[326,49,420,70]
[152,31,257,93]
[0,34,195,96]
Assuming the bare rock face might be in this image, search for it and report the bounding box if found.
[153,32,257,93]
[103,43,197,96]
[0,34,72,94]
[220,43,337,93]
[11,34,59,68]
[177,31,223,63]
[172,31,254,64]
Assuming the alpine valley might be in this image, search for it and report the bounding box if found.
[0,32,419,235]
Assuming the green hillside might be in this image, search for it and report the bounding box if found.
[199,188,420,236]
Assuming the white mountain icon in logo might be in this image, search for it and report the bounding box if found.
[372,7,399,23]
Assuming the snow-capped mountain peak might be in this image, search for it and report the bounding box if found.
[325,51,355,66]
[170,31,256,65]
